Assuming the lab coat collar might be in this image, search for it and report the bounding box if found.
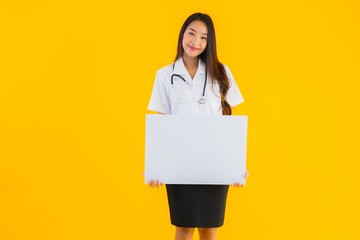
[173,57,206,76]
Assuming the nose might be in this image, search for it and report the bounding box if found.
[192,37,201,46]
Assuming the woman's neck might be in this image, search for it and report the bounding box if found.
[182,55,198,79]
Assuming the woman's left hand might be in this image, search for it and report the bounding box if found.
[232,170,249,188]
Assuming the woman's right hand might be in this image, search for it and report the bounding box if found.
[148,179,164,188]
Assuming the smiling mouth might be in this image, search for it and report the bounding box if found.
[188,45,200,51]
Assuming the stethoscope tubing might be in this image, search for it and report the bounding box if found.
[171,63,208,104]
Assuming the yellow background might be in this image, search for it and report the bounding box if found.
[1,0,359,239]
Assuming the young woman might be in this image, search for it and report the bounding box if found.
[147,13,248,240]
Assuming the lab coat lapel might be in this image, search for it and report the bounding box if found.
[173,58,192,84]
[196,60,206,82]
[173,58,206,84]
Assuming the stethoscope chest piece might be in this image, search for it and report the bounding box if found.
[199,97,206,104]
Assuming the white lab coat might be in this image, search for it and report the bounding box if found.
[148,57,244,115]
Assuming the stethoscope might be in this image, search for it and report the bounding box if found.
[171,63,207,104]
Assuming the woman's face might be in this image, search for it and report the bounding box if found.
[182,20,208,59]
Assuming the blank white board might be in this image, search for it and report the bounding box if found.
[144,114,248,184]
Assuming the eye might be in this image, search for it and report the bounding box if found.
[188,31,195,36]
[201,36,207,40]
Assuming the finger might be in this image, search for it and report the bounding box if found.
[156,180,161,188]
[149,180,154,187]
[241,181,246,187]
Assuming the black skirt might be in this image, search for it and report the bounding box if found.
[166,184,229,228]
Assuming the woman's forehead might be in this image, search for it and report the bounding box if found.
[187,20,208,34]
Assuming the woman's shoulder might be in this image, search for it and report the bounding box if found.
[220,63,236,77]
[221,62,231,71]
[156,62,173,75]
[152,63,174,86]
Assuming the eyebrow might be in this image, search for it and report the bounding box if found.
[189,27,208,35]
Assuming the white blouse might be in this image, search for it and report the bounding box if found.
[148,57,244,115]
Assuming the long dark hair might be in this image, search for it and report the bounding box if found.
[175,13,232,115]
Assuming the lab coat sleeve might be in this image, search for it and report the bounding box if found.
[224,64,244,107]
[148,69,171,114]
